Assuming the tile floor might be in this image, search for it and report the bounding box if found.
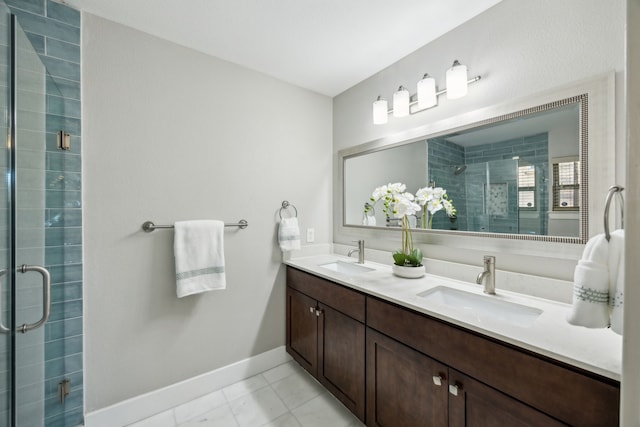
[127,361,365,427]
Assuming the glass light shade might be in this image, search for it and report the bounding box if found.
[417,75,437,109]
[372,97,388,124]
[446,60,468,99]
[393,86,410,117]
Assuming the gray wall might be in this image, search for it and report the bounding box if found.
[82,14,332,411]
[333,0,625,280]
[622,1,640,425]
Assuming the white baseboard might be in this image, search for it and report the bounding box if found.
[84,346,291,427]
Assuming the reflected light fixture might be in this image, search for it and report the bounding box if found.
[372,60,481,125]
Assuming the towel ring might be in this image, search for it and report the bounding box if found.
[604,185,624,242]
[279,201,298,219]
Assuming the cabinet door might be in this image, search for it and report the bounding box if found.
[366,328,448,427]
[286,287,318,376]
[448,369,567,427]
[318,303,365,421]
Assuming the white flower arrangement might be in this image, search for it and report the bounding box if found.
[415,186,457,228]
[366,183,423,267]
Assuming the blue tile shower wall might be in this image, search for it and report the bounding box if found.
[428,138,468,230]
[6,1,82,426]
[428,133,549,234]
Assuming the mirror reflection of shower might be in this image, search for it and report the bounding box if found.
[452,165,467,175]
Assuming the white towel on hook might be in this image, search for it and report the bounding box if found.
[608,229,625,335]
[174,220,226,298]
[278,217,300,252]
[566,233,610,328]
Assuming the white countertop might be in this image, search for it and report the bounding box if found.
[284,253,622,381]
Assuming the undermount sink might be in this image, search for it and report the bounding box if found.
[417,286,543,327]
[319,261,375,276]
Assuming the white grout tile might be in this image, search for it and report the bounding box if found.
[177,404,239,427]
[222,374,269,402]
[127,409,176,427]
[263,361,304,384]
[125,363,365,427]
[228,386,288,427]
[271,369,324,410]
[174,390,228,424]
[262,412,303,427]
[290,392,359,427]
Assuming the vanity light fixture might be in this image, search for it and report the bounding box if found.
[417,73,437,109]
[372,60,481,125]
[373,96,388,124]
[393,86,410,117]
[445,60,468,99]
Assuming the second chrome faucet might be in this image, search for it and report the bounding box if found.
[476,255,496,295]
[348,240,365,264]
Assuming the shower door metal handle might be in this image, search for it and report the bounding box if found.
[0,269,9,334]
[16,265,51,334]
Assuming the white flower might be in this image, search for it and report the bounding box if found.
[415,187,433,206]
[442,199,456,217]
[393,195,421,218]
[428,198,444,214]
[371,185,388,202]
[387,182,406,194]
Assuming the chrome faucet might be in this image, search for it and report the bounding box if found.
[476,255,496,295]
[348,240,365,264]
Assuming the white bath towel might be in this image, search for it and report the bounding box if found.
[567,233,610,328]
[608,229,625,335]
[278,217,301,252]
[174,220,226,298]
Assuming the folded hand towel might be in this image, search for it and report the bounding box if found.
[609,229,625,335]
[278,217,301,252]
[567,233,610,328]
[174,220,226,298]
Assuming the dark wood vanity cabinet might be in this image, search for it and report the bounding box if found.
[367,296,620,427]
[366,328,449,427]
[286,267,366,421]
[286,267,620,426]
[367,328,565,427]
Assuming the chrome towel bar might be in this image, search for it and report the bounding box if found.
[142,220,248,232]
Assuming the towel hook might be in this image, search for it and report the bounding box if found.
[604,185,624,242]
[279,201,298,219]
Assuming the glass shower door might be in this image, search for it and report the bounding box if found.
[0,11,52,427]
[0,3,12,426]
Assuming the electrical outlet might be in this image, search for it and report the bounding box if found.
[306,228,315,243]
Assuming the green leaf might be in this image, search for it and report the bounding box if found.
[392,251,407,266]
[405,248,423,266]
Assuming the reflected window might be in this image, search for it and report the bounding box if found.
[518,164,536,210]
[553,158,580,211]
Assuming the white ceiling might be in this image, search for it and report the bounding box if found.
[63,0,502,97]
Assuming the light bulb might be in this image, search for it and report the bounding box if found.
[417,74,437,109]
[446,60,468,99]
[372,96,388,125]
[393,86,410,117]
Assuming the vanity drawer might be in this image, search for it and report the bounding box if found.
[367,296,619,427]
[287,267,365,322]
